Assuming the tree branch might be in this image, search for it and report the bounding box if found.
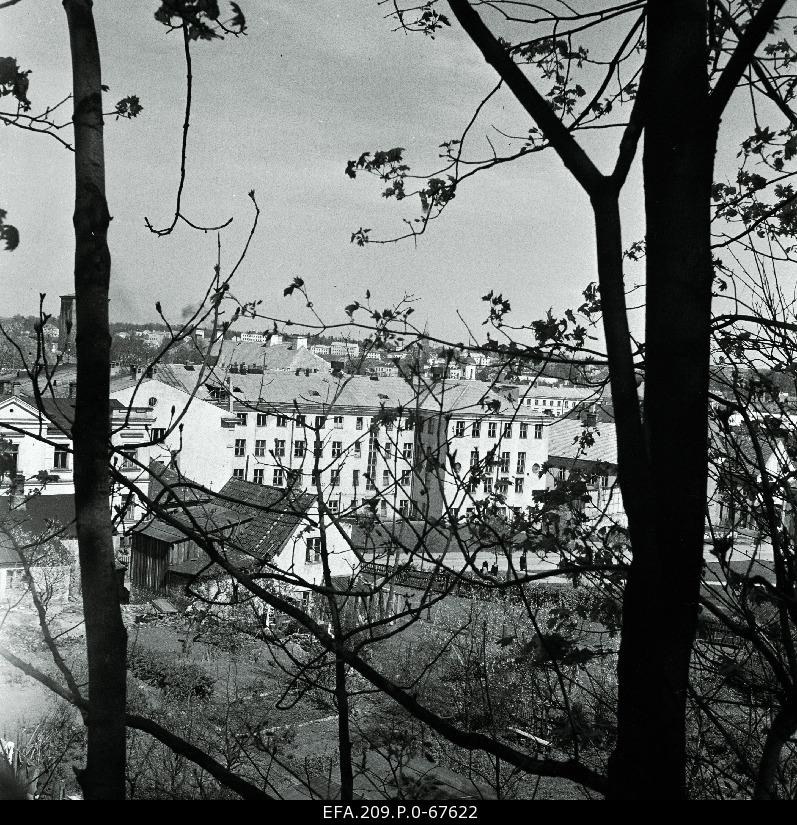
[710,0,788,122]
[446,0,603,195]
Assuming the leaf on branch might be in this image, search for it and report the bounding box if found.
[0,56,31,111]
[114,95,143,119]
[0,208,19,251]
[229,2,247,33]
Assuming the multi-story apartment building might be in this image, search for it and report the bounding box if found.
[414,381,549,521]
[221,373,420,520]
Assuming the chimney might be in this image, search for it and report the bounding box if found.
[269,332,283,346]
[295,335,308,350]
[58,294,76,356]
[11,380,22,396]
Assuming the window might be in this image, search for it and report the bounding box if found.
[331,469,340,487]
[272,468,285,486]
[352,469,360,487]
[398,499,409,515]
[519,422,528,439]
[314,440,323,458]
[315,415,326,429]
[384,443,392,459]
[400,469,411,485]
[257,413,268,427]
[274,439,286,458]
[296,414,306,427]
[404,418,414,432]
[503,423,512,438]
[402,443,413,460]
[306,537,322,563]
[353,441,361,457]
[276,415,288,428]
[151,427,166,442]
[600,474,609,489]
[531,463,541,475]
[236,412,248,426]
[232,468,244,479]
[484,478,493,493]
[534,423,544,440]
[254,439,267,457]
[331,441,342,459]
[517,452,526,474]
[487,422,497,439]
[253,469,264,485]
[470,448,480,466]
[294,440,306,458]
[471,421,481,438]
[121,450,137,469]
[499,452,510,473]
[382,469,390,486]
[311,469,320,486]
[148,396,158,407]
[53,445,69,470]
[356,416,364,430]
[515,477,524,494]
[557,467,566,480]
[333,416,344,429]
[385,420,394,432]
[454,421,465,437]
[380,500,387,514]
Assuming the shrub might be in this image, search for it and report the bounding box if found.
[127,648,215,701]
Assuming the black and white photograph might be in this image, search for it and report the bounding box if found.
[0,0,795,805]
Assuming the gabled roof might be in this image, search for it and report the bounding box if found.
[217,477,315,562]
[214,341,330,373]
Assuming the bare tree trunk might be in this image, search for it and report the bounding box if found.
[608,0,716,799]
[64,0,127,800]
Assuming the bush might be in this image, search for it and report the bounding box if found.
[127,648,215,701]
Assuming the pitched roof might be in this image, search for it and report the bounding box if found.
[214,341,330,373]
[216,372,418,411]
[547,418,618,466]
[134,473,315,576]
[217,477,315,561]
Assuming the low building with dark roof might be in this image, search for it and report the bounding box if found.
[129,474,359,604]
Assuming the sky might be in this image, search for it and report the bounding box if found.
[2,1,650,343]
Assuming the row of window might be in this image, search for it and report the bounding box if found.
[234,438,414,460]
[1,445,137,475]
[468,450,533,475]
[453,420,544,440]
[232,466,413,489]
[523,398,578,409]
[236,412,418,432]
